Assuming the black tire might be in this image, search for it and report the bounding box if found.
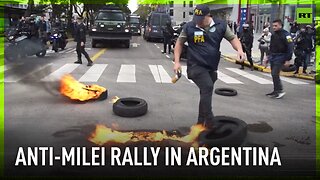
[113,97,148,117]
[98,90,108,101]
[92,40,96,48]
[36,50,46,57]
[198,116,247,147]
[125,40,130,48]
[215,88,237,96]
[281,64,296,72]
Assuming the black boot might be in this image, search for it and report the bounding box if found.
[74,60,82,64]
[87,60,93,66]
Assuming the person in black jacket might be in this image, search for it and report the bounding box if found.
[266,19,293,99]
[74,17,93,66]
[38,15,47,45]
[293,26,312,74]
[239,24,254,70]
[162,21,175,54]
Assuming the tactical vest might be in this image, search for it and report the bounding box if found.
[184,19,227,70]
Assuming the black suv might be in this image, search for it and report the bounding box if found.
[89,6,132,48]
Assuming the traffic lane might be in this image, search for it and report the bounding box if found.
[86,36,169,61]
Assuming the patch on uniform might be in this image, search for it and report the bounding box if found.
[194,31,205,43]
[286,35,292,43]
[209,26,216,32]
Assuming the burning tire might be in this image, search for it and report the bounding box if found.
[215,88,237,96]
[198,116,247,147]
[113,97,148,117]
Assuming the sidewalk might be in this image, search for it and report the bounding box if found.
[220,33,314,81]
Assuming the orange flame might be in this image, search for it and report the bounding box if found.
[60,74,106,101]
[88,124,206,147]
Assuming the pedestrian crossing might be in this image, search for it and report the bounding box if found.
[1,63,310,86]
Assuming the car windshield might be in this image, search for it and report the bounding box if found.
[161,15,170,26]
[130,17,140,24]
[151,14,160,26]
[96,12,124,21]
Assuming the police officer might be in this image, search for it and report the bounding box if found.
[174,4,245,127]
[162,21,175,54]
[294,26,312,74]
[266,19,293,99]
[239,23,254,70]
[74,17,93,66]
[38,15,47,45]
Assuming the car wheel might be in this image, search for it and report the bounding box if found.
[92,40,97,48]
[214,88,237,96]
[113,97,148,117]
[198,116,247,147]
[125,40,130,48]
[36,50,46,57]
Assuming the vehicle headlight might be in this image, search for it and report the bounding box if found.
[100,24,105,27]
[54,34,58,37]
[125,29,129,33]
[117,25,121,28]
[138,29,141,33]
[91,28,97,31]
[8,36,14,40]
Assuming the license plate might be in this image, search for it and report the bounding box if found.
[108,28,114,31]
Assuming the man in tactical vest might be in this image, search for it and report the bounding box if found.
[173,4,245,127]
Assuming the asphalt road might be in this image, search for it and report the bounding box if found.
[3,35,316,176]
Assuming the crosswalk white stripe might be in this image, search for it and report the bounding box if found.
[181,66,194,83]
[79,64,108,82]
[260,73,309,85]
[149,65,161,83]
[3,63,53,83]
[149,65,172,83]
[157,65,172,83]
[117,65,136,83]
[217,70,243,84]
[226,68,273,84]
[41,64,80,82]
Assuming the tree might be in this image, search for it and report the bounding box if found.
[24,0,34,17]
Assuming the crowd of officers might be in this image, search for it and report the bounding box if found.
[238,21,315,74]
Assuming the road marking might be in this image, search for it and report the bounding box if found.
[132,43,138,47]
[226,68,273,84]
[181,66,194,83]
[91,48,107,62]
[117,64,136,83]
[166,55,170,59]
[217,71,243,84]
[41,64,80,82]
[260,73,309,85]
[149,65,171,83]
[4,63,53,83]
[79,64,108,82]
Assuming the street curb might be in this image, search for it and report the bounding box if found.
[222,55,315,81]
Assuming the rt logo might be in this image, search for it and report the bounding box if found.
[296,8,313,24]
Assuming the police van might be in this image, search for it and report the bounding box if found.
[129,14,141,35]
[143,12,171,41]
[89,5,132,48]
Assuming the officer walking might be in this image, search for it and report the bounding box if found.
[174,4,244,127]
[162,21,175,54]
[239,24,254,70]
[74,17,93,66]
[266,19,293,99]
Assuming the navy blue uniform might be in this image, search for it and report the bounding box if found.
[180,18,234,125]
[74,23,93,65]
